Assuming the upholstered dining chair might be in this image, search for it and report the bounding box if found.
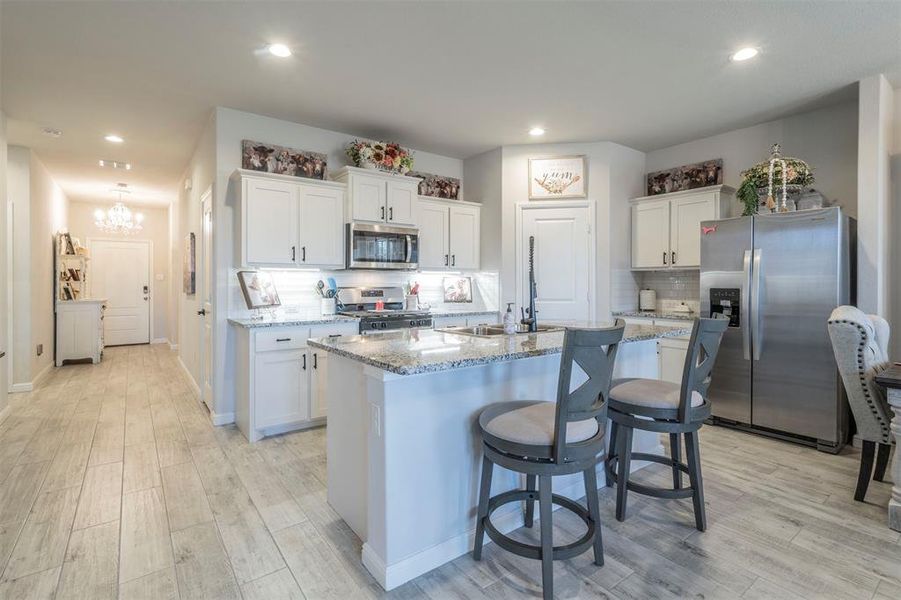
[827,306,894,502]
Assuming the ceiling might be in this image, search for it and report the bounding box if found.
[3,1,900,206]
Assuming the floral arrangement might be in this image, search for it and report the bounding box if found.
[736,144,814,216]
[345,140,414,174]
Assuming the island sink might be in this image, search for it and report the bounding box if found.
[437,323,563,337]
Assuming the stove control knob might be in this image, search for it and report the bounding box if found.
[409,320,416,327]
[370,322,378,330]
[380,322,388,329]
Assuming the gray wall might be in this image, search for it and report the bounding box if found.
[646,100,859,217]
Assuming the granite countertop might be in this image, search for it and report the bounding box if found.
[228,314,360,328]
[612,310,696,321]
[308,322,692,376]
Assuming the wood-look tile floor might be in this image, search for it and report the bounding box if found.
[0,344,898,599]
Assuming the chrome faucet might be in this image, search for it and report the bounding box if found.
[520,235,538,333]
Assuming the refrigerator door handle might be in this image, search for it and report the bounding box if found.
[742,250,752,360]
[751,248,762,361]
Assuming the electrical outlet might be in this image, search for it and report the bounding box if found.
[36,344,43,356]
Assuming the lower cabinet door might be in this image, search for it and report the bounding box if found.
[310,349,328,419]
[254,349,310,429]
[657,338,690,384]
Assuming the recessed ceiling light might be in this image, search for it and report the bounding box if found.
[268,43,292,58]
[104,134,124,143]
[42,127,63,138]
[529,127,546,136]
[730,47,759,62]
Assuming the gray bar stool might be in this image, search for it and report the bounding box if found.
[605,318,727,531]
[472,321,625,600]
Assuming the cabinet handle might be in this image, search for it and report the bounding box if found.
[292,246,296,261]
[302,246,306,262]
[671,251,676,264]
[444,254,449,266]
[662,251,667,265]
[389,207,393,221]
[276,338,291,342]
[302,354,307,370]
[313,353,318,369]
[451,254,456,266]
[381,206,385,220]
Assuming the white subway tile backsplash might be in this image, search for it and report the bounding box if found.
[636,270,700,302]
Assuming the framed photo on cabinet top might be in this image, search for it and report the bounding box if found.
[528,155,587,200]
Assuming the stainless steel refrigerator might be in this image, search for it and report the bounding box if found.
[700,207,854,453]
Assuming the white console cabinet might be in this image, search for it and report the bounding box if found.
[233,321,358,442]
[56,300,105,366]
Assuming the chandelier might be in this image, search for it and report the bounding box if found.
[94,187,143,234]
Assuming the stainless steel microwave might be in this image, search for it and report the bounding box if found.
[346,223,419,270]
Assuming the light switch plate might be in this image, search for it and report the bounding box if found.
[155,273,165,281]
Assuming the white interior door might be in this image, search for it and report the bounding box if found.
[200,192,213,409]
[520,205,592,322]
[90,239,150,346]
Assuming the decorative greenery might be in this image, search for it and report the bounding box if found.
[737,151,814,216]
[345,140,414,174]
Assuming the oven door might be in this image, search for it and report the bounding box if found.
[346,223,419,270]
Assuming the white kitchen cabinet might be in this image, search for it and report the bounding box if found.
[418,200,450,268]
[334,167,420,226]
[233,320,358,442]
[417,198,481,270]
[243,177,300,266]
[631,185,733,270]
[657,336,690,384]
[236,170,346,268]
[299,185,344,266]
[632,198,671,269]
[56,300,105,366]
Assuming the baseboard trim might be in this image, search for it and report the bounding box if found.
[176,356,202,399]
[151,338,169,345]
[11,362,55,393]
[10,382,32,393]
[169,342,179,351]
[364,442,665,591]
[32,362,54,388]
[211,411,235,426]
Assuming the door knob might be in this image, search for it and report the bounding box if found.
[197,309,207,316]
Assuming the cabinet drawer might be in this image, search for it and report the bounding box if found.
[255,327,310,352]
[310,322,359,338]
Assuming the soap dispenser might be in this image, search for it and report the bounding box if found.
[503,303,517,335]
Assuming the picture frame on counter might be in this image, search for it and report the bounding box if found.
[443,277,473,303]
[237,270,281,309]
[528,155,587,199]
[241,139,328,180]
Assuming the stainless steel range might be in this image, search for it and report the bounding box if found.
[337,286,432,334]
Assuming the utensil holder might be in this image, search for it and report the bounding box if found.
[405,295,419,311]
[321,297,336,316]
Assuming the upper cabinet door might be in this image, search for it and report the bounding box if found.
[299,185,344,267]
[449,204,480,270]
[631,199,670,268]
[418,201,450,269]
[351,173,387,222]
[244,178,299,266]
[385,180,418,226]
[670,195,716,268]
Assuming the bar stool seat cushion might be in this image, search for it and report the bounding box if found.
[609,378,703,411]
[482,401,600,446]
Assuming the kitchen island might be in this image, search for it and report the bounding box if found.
[308,322,692,590]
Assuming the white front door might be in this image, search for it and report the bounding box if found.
[520,205,592,322]
[90,239,150,346]
[200,191,213,409]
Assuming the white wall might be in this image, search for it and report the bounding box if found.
[7,146,69,387]
[174,107,469,420]
[463,148,502,273]
[499,142,645,320]
[68,201,171,342]
[646,100,859,218]
[857,76,894,318]
[0,110,8,406]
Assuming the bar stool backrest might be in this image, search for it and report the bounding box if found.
[553,319,626,463]
[678,317,728,423]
